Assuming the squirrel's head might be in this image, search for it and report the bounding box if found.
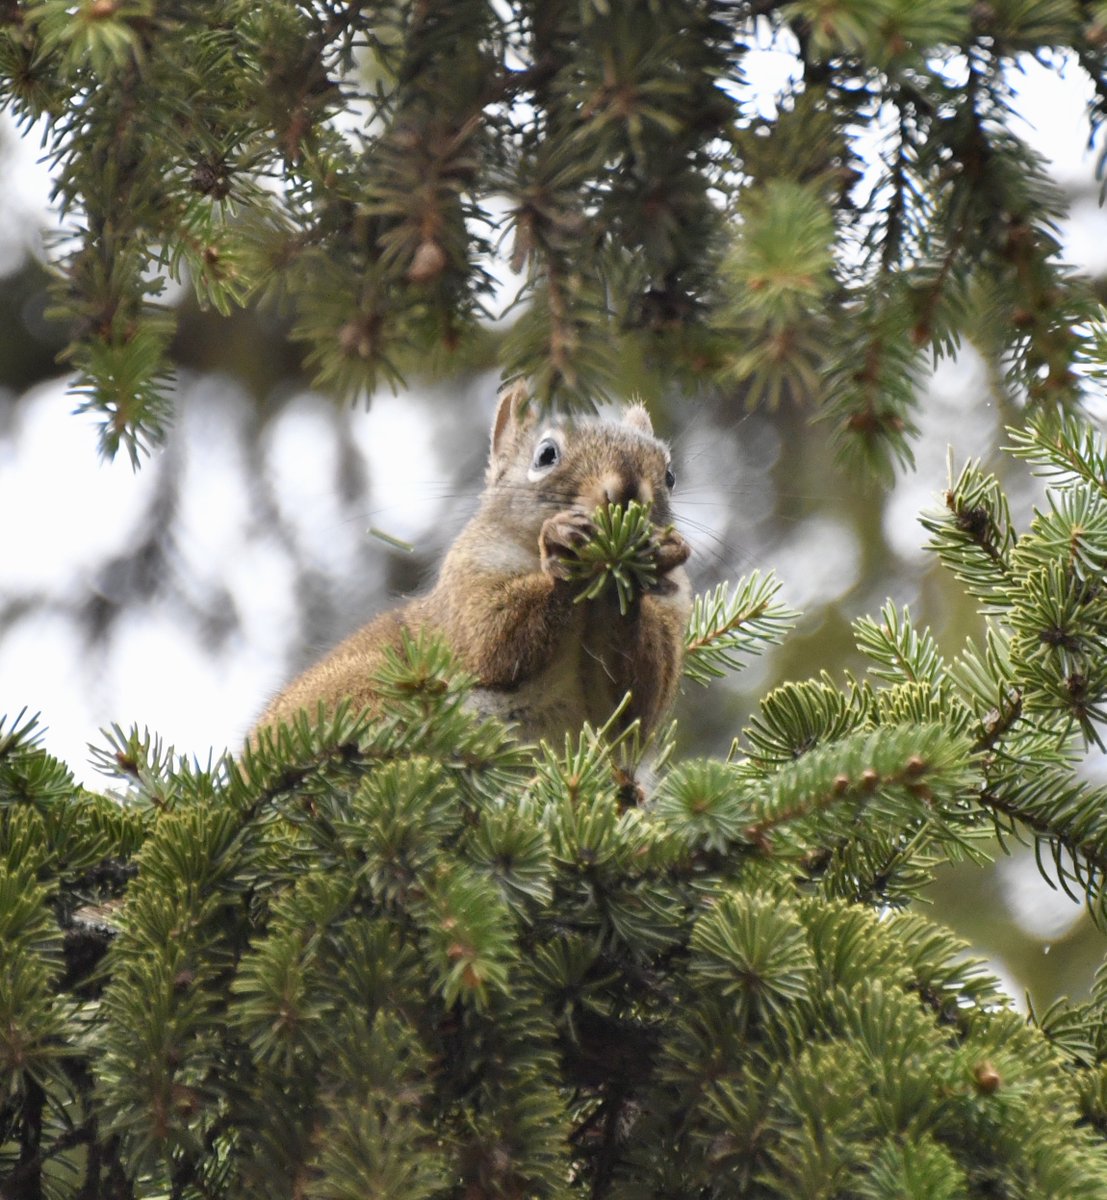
[486,381,678,527]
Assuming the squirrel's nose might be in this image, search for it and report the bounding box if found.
[602,474,642,507]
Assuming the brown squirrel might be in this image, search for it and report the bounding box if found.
[255,382,692,746]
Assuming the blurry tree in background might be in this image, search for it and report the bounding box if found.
[5,2,1107,1192]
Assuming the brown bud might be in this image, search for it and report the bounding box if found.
[510,210,536,273]
[973,1061,1001,1093]
[406,238,448,283]
[860,769,880,791]
[744,825,773,853]
[971,3,995,29]
[114,751,139,776]
[338,316,379,360]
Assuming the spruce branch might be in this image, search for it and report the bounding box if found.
[464,796,554,913]
[920,453,1018,609]
[743,674,871,769]
[0,710,76,808]
[977,767,1107,920]
[715,179,836,410]
[1009,412,1107,502]
[419,864,516,1010]
[0,707,44,759]
[949,621,1020,734]
[853,600,945,687]
[1012,484,1107,583]
[10,630,1107,1193]
[89,723,180,803]
[683,572,797,686]
[235,700,376,816]
[1008,562,1107,748]
[743,722,977,857]
[822,304,926,483]
[690,889,813,1027]
[5,0,1104,458]
[650,759,752,855]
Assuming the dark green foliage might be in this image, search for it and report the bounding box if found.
[2,1,1105,465]
[2,687,1097,1197]
[8,417,1107,1193]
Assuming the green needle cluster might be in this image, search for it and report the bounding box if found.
[567,501,662,615]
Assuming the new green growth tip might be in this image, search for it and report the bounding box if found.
[568,500,664,616]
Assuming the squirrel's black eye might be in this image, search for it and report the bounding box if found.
[532,438,560,470]
[665,467,676,491]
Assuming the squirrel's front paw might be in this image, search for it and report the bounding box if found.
[653,527,691,575]
[540,510,595,580]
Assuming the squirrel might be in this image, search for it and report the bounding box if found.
[254,382,692,747]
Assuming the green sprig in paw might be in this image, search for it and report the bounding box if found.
[567,501,666,615]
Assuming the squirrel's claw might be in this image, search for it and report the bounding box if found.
[654,527,691,575]
[540,510,595,579]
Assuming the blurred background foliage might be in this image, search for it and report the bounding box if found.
[2,0,1107,1012]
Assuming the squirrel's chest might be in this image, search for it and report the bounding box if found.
[465,607,632,744]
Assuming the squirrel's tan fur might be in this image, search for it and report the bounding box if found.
[255,383,691,745]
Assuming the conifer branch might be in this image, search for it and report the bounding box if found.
[1009,412,1107,500]
[921,454,1018,609]
[4,0,1101,457]
[684,572,796,685]
[741,722,976,861]
[853,601,944,686]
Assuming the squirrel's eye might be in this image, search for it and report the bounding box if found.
[532,438,560,470]
[665,467,676,491]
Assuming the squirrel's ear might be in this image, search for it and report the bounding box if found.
[622,401,653,436]
[490,379,535,464]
